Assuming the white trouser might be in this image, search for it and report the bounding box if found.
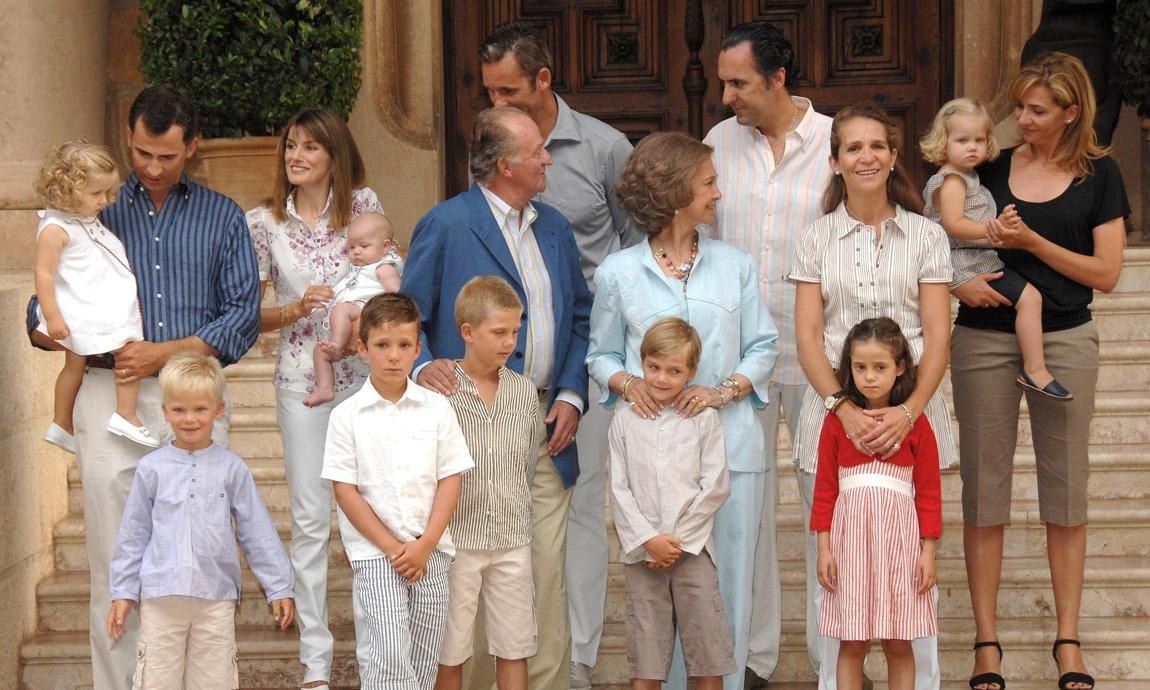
[566,379,611,667]
[77,368,230,690]
[277,386,356,685]
[747,382,807,679]
[134,597,238,690]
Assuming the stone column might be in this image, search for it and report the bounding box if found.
[0,1,109,686]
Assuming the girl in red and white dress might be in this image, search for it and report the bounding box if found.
[811,317,942,690]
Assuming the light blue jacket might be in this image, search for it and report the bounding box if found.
[587,236,779,472]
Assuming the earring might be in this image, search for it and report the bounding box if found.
[891,166,895,171]
[834,170,841,176]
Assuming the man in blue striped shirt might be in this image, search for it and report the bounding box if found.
[30,84,260,689]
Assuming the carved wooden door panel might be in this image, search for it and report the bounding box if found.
[443,1,952,195]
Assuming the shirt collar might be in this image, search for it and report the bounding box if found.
[832,202,912,239]
[285,185,335,224]
[479,183,538,229]
[351,376,430,409]
[546,95,581,145]
[123,172,192,203]
[748,95,818,152]
[167,442,217,457]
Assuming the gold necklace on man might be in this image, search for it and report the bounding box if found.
[771,104,802,165]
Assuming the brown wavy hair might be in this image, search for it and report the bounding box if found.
[34,140,120,214]
[836,317,916,409]
[1007,51,1108,181]
[615,132,713,234]
[268,108,364,228]
[822,103,923,214]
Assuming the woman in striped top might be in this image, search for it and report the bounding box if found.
[811,318,941,690]
[790,103,956,690]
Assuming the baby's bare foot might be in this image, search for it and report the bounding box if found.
[303,389,334,408]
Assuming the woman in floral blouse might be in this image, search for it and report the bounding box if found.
[246,107,396,690]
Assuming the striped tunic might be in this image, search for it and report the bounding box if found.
[447,364,543,551]
[704,98,834,386]
[788,204,958,472]
[103,173,260,365]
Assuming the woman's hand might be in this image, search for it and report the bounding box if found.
[299,284,335,316]
[673,385,724,418]
[834,402,878,454]
[987,210,1039,251]
[621,377,660,420]
[860,405,914,459]
[951,273,1011,308]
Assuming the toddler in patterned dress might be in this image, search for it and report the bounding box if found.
[920,97,1071,400]
[33,141,160,453]
[811,318,941,690]
[304,211,402,407]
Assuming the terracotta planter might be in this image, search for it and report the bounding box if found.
[194,136,279,211]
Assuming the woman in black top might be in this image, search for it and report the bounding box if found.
[950,52,1127,690]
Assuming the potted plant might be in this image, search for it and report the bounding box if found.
[1113,0,1150,237]
[135,0,363,208]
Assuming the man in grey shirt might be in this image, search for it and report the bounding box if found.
[479,21,639,690]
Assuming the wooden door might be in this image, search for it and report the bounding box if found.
[443,0,954,196]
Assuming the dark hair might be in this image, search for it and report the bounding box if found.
[128,85,199,144]
[359,293,421,343]
[478,21,552,77]
[469,107,525,183]
[823,103,923,214]
[719,20,799,86]
[268,108,365,228]
[836,317,916,408]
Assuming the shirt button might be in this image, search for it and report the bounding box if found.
[156,293,162,298]
[154,236,160,242]
[158,322,164,328]
[154,265,160,270]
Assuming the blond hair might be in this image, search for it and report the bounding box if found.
[640,317,702,370]
[159,352,226,405]
[34,141,120,214]
[919,97,1000,166]
[349,212,395,242]
[1007,51,1108,180]
[455,275,523,329]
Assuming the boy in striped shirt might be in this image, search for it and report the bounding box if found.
[435,277,545,690]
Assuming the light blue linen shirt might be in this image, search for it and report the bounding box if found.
[109,443,293,603]
[587,236,779,472]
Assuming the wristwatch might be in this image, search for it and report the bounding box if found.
[823,390,848,411]
[719,377,739,400]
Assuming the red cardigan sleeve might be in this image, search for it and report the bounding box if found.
[910,415,943,539]
[809,413,843,532]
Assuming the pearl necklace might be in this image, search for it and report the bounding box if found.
[653,233,699,283]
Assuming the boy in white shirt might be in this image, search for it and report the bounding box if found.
[321,293,474,689]
[107,353,294,689]
[435,277,544,690]
[609,318,735,690]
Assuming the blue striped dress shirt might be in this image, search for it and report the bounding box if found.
[100,173,260,365]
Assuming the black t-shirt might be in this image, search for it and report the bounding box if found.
[955,148,1129,333]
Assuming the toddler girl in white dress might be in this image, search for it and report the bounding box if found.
[33,141,159,452]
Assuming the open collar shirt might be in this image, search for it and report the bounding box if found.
[704,98,833,385]
[321,379,475,561]
[109,443,293,603]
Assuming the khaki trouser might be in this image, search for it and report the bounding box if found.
[134,597,238,690]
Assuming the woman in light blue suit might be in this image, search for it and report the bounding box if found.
[587,131,778,690]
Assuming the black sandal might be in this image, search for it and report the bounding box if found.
[1053,639,1095,690]
[969,640,1005,690]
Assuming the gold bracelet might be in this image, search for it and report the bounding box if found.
[280,304,296,327]
[898,403,914,425]
[713,385,728,408]
[621,373,637,402]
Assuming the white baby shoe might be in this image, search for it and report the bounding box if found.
[43,423,77,454]
[107,414,162,448]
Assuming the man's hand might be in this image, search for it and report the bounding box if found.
[114,341,170,384]
[415,358,458,395]
[545,399,580,456]
[272,598,295,630]
[107,599,135,641]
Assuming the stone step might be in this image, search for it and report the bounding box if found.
[1096,339,1150,392]
[37,551,1150,635]
[1114,246,1150,293]
[1091,293,1150,341]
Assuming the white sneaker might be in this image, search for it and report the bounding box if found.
[43,423,77,454]
[107,414,162,448]
[570,661,592,690]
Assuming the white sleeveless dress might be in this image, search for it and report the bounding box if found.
[35,209,143,354]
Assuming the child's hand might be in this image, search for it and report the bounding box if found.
[816,549,837,593]
[45,315,70,341]
[106,599,135,641]
[915,540,937,595]
[997,203,1021,228]
[391,538,434,582]
[643,534,682,567]
[272,598,295,630]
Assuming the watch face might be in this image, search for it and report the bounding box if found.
[721,379,737,389]
[824,393,840,410]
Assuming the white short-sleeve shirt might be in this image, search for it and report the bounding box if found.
[321,378,475,561]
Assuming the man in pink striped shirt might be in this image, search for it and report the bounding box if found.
[702,20,833,690]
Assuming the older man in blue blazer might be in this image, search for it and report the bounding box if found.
[400,106,592,690]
